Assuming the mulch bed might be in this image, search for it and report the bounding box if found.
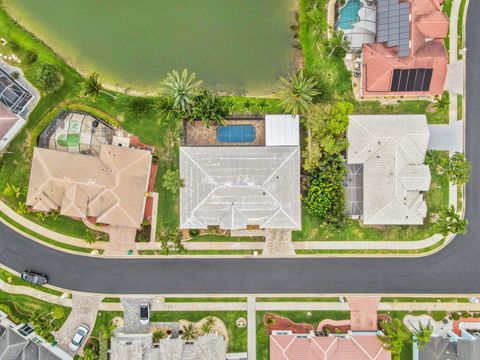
[321,324,351,333]
[263,313,313,334]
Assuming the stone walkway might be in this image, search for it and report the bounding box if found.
[247,297,256,360]
[53,294,101,356]
[262,230,295,256]
[103,226,138,256]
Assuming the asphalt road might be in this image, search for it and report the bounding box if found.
[0,2,478,295]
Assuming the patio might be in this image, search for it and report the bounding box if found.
[183,118,265,146]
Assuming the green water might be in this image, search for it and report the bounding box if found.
[4,0,294,94]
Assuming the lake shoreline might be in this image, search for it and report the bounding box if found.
[3,1,299,98]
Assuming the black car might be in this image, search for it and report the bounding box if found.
[21,270,48,285]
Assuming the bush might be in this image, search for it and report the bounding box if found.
[24,50,38,64]
[189,229,200,237]
[37,63,64,93]
[153,330,165,342]
[303,155,348,227]
[9,40,20,51]
[451,312,461,320]
[10,71,19,80]
[0,304,22,324]
[163,169,184,193]
[462,311,471,318]
[127,97,152,116]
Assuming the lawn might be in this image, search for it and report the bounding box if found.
[164,297,247,303]
[0,267,63,296]
[256,310,349,360]
[91,311,123,338]
[0,289,70,327]
[150,311,247,353]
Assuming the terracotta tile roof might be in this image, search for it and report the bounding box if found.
[26,145,152,228]
[270,333,390,360]
[0,103,20,140]
[362,0,448,96]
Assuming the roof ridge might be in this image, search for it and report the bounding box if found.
[262,147,299,186]
[180,148,217,186]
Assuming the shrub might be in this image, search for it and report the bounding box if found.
[37,63,64,93]
[451,312,461,320]
[127,97,152,116]
[462,311,471,318]
[0,304,22,324]
[153,330,165,342]
[24,50,38,64]
[10,71,19,80]
[9,40,20,51]
[163,169,184,193]
[189,229,200,237]
[303,155,348,227]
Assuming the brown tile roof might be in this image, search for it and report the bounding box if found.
[362,0,448,96]
[0,103,20,140]
[270,334,390,360]
[26,145,152,228]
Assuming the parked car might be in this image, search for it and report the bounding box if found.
[20,270,48,285]
[69,324,90,351]
[140,303,150,325]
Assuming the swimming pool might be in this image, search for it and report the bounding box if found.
[338,0,364,30]
[217,125,256,143]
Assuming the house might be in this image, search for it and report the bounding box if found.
[180,115,301,230]
[416,331,480,360]
[110,332,246,360]
[0,66,34,151]
[270,330,390,360]
[26,144,152,229]
[360,0,448,96]
[346,115,431,225]
[0,104,25,151]
[0,309,71,360]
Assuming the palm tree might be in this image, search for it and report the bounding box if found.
[434,92,449,112]
[161,69,202,112]
[436,206,468,235]
[157,96,183,122]
[84,72,102,98]
[201,316,216,334]
[276,70,320,115]
[189,89,228,128]
[378,319,410,360]
[256,99,269,114]
[181,322,198,341]
[410,321,433,350]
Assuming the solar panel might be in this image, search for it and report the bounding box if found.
[391,69,401,91]
[406,70,416,91]
[390,68,433,92]
[422,69,433,91]
[376,0,411,57]
[414,69,425,91]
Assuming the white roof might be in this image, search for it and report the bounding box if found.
[348,115,431,225]
[265,115,300,146]
[180,146,301,230]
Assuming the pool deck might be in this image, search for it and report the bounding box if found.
[184,118,265,146]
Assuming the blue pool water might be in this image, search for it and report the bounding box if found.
[217,125,256,143]
[338,0,364,30]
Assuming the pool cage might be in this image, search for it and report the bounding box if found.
[0,67,33,114]
[38,110,115,156]
[336,0,377,51]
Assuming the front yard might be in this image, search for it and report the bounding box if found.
[150,311,247,353]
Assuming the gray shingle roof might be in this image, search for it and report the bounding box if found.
[180,146,301,230]
[347,115,431,225]
[457,338,480,360]
[419,336,457,360]
[0,326,28,360]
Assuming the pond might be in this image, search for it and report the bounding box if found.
[4,0,295,95]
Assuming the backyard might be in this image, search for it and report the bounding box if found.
[0,0,453,250]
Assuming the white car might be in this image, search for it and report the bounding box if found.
[140,303,150,325]
[69,324,90,351]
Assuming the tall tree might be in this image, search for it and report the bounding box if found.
[83,72,102,98]
[161,69,202,112]
[436,206,468,235]
[378,319,411,360]
[445,152,471,185]
[410,321,433,350]
[189,89,229,127]
[276,70,320,115]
